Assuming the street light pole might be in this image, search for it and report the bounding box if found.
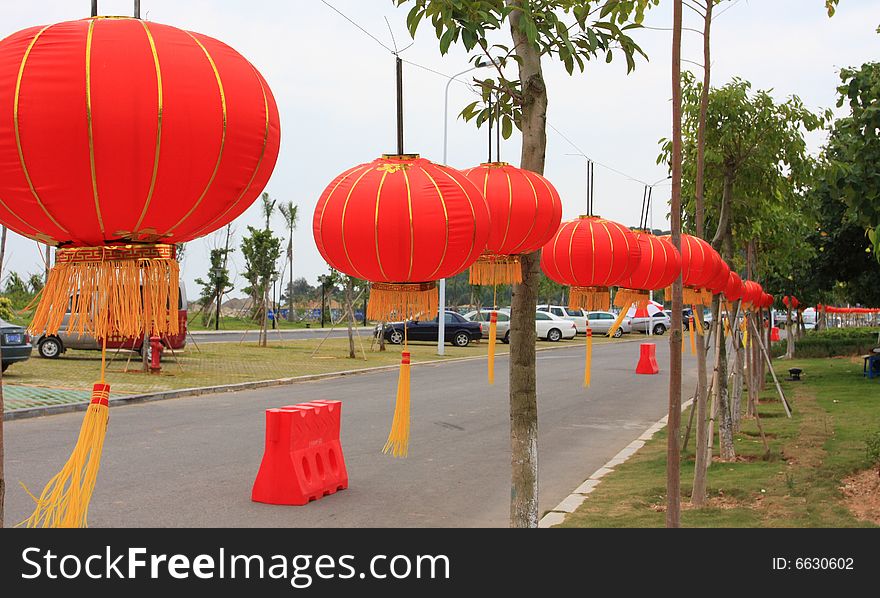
[439,63,487,355]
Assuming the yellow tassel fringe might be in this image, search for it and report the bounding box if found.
[584,329,593,388]
[367,282,437,322]
[469,255,522,286]
[29,251,179,339]
[570,287,611,312]
[383,351,411,458]
[487,316,497,385]
[688,317,697,354]
[22,383,110,528]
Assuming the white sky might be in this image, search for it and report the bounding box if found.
[0,0,877,299]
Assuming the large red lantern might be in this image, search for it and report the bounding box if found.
[0,17,280,339]
[724,271,744,302]
[611,232,680,336]
[314,153,489,457]
[706,258,731,296]
[462,162,561,285]
[314,154,489,321]
[541,216,641,311]
[541,216,640,387]
[0,16,280,528]
[742,281,763,308]
[673,234,723,306]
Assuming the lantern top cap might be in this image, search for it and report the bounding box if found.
[479,161,511,168]
[382,154,421,161]
[578,214,602,220]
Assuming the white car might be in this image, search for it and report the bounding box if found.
[464,308,512,343]
[536,304,589,333]
[585,311,632,337]
[534,310,578,342]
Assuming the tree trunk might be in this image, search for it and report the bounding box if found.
[287,230,294,322]
[731,300,744,433]
[785,305,795,359]
[715,305,735,460]
[666,0,684,529]
[378,320,386,352]
[691,313,709,506]
[689,0,715,508]
[746,241,757,417]
[260,279,269,347]
[345,279,355,359]
[508,0,545,528]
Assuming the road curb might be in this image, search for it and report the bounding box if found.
[538,397,695,528]
[5,339,646,421]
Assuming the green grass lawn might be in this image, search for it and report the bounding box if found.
[558,356,880,528]
[186,316,333,331]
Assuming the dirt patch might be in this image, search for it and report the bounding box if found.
[840,469,880,525]
[712,454,761,463]
[682,494,743,510]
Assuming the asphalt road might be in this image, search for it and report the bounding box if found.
[5,337,697,527]
[188,326,374,344]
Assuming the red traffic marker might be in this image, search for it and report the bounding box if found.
[636,343,659,375]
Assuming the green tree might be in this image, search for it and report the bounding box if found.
[279,202,299,321]
[824,62,880,263]
[241,226,282,347]
[195,248,234,328]
[664,72,826,503]
[397,0,655,527]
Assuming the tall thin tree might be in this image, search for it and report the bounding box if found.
[279,202,299,322]
[668,0,684,528]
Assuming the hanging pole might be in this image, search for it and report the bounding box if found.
[396,56,404,155]
[590,161,595,216]
[488,94,493,163]
[91,0,98,17]
[134,0,141,19]
[496,92,501,162]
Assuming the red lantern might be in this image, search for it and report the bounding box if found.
[0,17,280,338]
[462,162,562,285]
[742,281,762,308]
[724,271,744,302]
[673,234,723,305]
[611,232,680,333]
[705,258,730,294]
[314,154,489,321]
[541,216,641,311]
[0,16,280,529]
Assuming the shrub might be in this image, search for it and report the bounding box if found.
[772,327,880,358]
[0,296,13,321]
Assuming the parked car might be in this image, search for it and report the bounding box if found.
[534,310,577,341]
[463,309,512,344]
[584,311,632,338]
[629,312,671,335]
[536,304,589,333]
[35,282,188,358]
[1,318,33,372]
[681,307,710,331]
[377,310,483,347]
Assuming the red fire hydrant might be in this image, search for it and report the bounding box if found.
[149,336,163,373]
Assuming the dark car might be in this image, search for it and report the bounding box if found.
[682,308,711,331]
[378,311,483,347]
[1,317,33,372]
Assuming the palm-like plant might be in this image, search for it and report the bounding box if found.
[261,192,276,230]
[279,201,299,321]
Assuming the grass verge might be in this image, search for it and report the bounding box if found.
[558,356,880,527]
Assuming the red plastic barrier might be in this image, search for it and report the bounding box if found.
[636,343,659,375]
[771,327,780,342]
[251,400,348,505]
